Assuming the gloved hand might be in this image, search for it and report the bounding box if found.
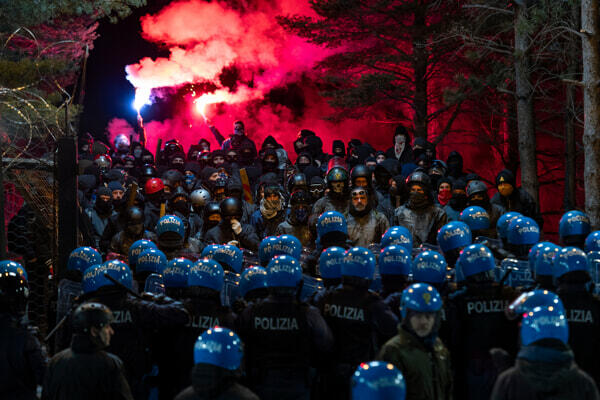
[227,240,240,247]
[231,219,242,235]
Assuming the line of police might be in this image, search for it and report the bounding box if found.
[3,203,600,400]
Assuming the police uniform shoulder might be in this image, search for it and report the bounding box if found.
[103,351,126,369]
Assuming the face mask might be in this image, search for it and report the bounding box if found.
[498,183,514,197]
[173,200,190,215]
[206,215,220,229]
[449,192,467,210]
[395,136,406,156]
[262,160,278,172]
[294,207,308,223]
[126,223,144,236]
[133,149,142,158]
[408,191,429,209]
[184,175,195,189]
[437,188,452,205]
[95,199,112,214]
[298,163,310,172]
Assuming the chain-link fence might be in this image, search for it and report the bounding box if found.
[3,159,57,337]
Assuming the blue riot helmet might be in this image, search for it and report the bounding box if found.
[211,244,243,273]
[319,247,345,287]
[67,247,102,275]
[412,251,447,285]
[460,206,490,233]
[379,245,411,276]
[193,326,243,370]
[188,259,225,291]
[506,289,564,320]
[317,211,347,246]
[275,235,302,260]
[0,261,29,316]
[378,245,411,296]
[352,361,406,400]
[163,258,193,289]
[82,260,132,294]
[437,221,472,254]
[258,236,278,267]
[239,266,268,299]
[585,231,600,252]
[201,244,221,259]
[266,255,302,289]
[128,240,157,269]
[507,216,540,259]
[437,221,472,267]
[400,283,443,319]
[533,243,561,287]
[136,248,167,276]
[528,242,553,271]
[343,247,376,282]
[497,212,521,246]
[156,214,185,249]
[552,246,589,280]
[457,244,496,281]
[521,306,568,346]
[381,226,413,251]
[0,260,28,281]
[559,210,591,248]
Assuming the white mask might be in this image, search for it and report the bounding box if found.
[395,136,406,157]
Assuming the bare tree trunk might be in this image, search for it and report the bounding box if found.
[514,4,539,204]
[412,5,428,139]
[506,95,520,174]
[564,2,580,211]
[582,0,600,228]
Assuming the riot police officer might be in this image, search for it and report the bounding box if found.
[379,245,411,320]
[157,258,235,399]
[317,247,398,399]
[174,327,259,400]
[447,244,519,400]
[79,260,190,399]
[0,261,45,400]
[238,255,333,399]
[554,247,600,385]
[43,302,133,400]
[559,210,591,249]
[378,283,453,399]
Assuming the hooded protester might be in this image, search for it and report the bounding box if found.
[385,125,414,165]
[260,149,280,175]
[204,197,260,251]
[199,167,220,196]
[250,185,286,238]
[295,152,313,174]
[261,135,280,151]
[194,201,221,245]
[225,177,256,224]
[331,140,345,159]
[86,187,115,249]
[444,178,467,221]
[393,171,447,246]
[491,169,543,228]
[108,206,157,256]
[183,162,202,193]
[446,151,467,181]
[303,134,328,170]
[78,174,97,210]
[436,177,453,207]
[347,144,373,169]
[276,190,315,248]
[187,144,203,162]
